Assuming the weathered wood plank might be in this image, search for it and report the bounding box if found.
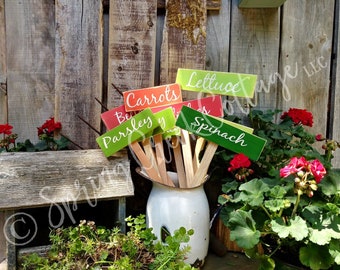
[0,150,134,210]
[332,2,340,168]
[0,1,7,254]
[55,0,103,149]
[206,0,231,73]
[160,0,207,78]
[279,0,334,137]
[0,0,6,124]
[228,0,280,116]
[157,0,221,10]
[159,0,207,100]
[5,0,55,143]
[0,211,5,265]
[107,0,157,109]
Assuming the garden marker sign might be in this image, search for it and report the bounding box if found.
[123,83,182,112]
[176,106,267,160]
[148,107,176,136]
[96,108,159,157]
[176,68,257,98]
[151,95,224,118]
[101,104,134,130]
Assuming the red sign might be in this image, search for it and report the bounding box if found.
[123,83,182,112]
[101,105,134,130]
[151,95,223,118]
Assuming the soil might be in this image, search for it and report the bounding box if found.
[203,251,259,270]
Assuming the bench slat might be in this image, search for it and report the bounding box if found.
[0,150,134,210]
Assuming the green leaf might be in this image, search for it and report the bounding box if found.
[228,210,261,249]
[319,169,340,196]
[267,185,287,198]
[300,243,334,270]
[309,228,340,245]
[264,199,286,212]
[271,216,308,241]
[237,179,270,207]
[329,239,340,265]
[258,255,275,270]
[221,180,239,194]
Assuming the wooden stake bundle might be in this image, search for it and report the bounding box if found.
[130,130,217,188]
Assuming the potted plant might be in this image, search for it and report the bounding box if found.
[211,108,340,269]
[0,117,69,152]
[19,215,197,270]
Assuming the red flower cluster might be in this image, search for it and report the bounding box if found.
[281,108,313,127]
[280,156,326,184]
[228,153,253,181]
[228,153,251,172]
[0,123,13,135]
[37,117,62,137]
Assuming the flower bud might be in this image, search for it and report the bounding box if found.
[297,189,304,195]
[284,200,291,208]
[315,134,324,141]
[297,171,304,178]
[294,177,301,183]
[307,190,314,197]
[310,183,318,191]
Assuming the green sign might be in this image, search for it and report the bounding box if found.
[176,106,266,160]
[152,107,176,135]
[176,68,257,98]
[97,108,159,157]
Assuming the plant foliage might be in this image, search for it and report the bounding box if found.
[19,215,197,270]
[211,108,340,269]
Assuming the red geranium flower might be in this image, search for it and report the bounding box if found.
[228,153,251,172]
[281,108,313,127]
[309,159,326,183]
[0,123,13,135]
[315,134,324,141]
[38,117,62,136]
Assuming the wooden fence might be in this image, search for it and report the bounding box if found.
[0,0,339,165]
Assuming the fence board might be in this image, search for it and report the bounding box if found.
[107,0,157,109]
[159,0,207,100]
[333,8,340,168]
[228,0,280,116]
[279,0,334,136]
[5,0,55,143]
[206,0,231,73]
[55,0,103,149]
[0,0,6,124]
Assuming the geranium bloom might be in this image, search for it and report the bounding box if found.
[315,134,324,141]
[280,157,307,177]
[0,123,13,135]
[281,108,313,127]
[38,117,62,136]
[228,153,251,172]
[309,159,326,183]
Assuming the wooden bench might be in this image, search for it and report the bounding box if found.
[0,149,134,270]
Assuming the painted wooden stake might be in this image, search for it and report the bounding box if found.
[176,68,257,98]
[123,83,182,112]
[151,95,224,118]
[171,136,187,188]
[97,108,159,157]
[176,106,267,160]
